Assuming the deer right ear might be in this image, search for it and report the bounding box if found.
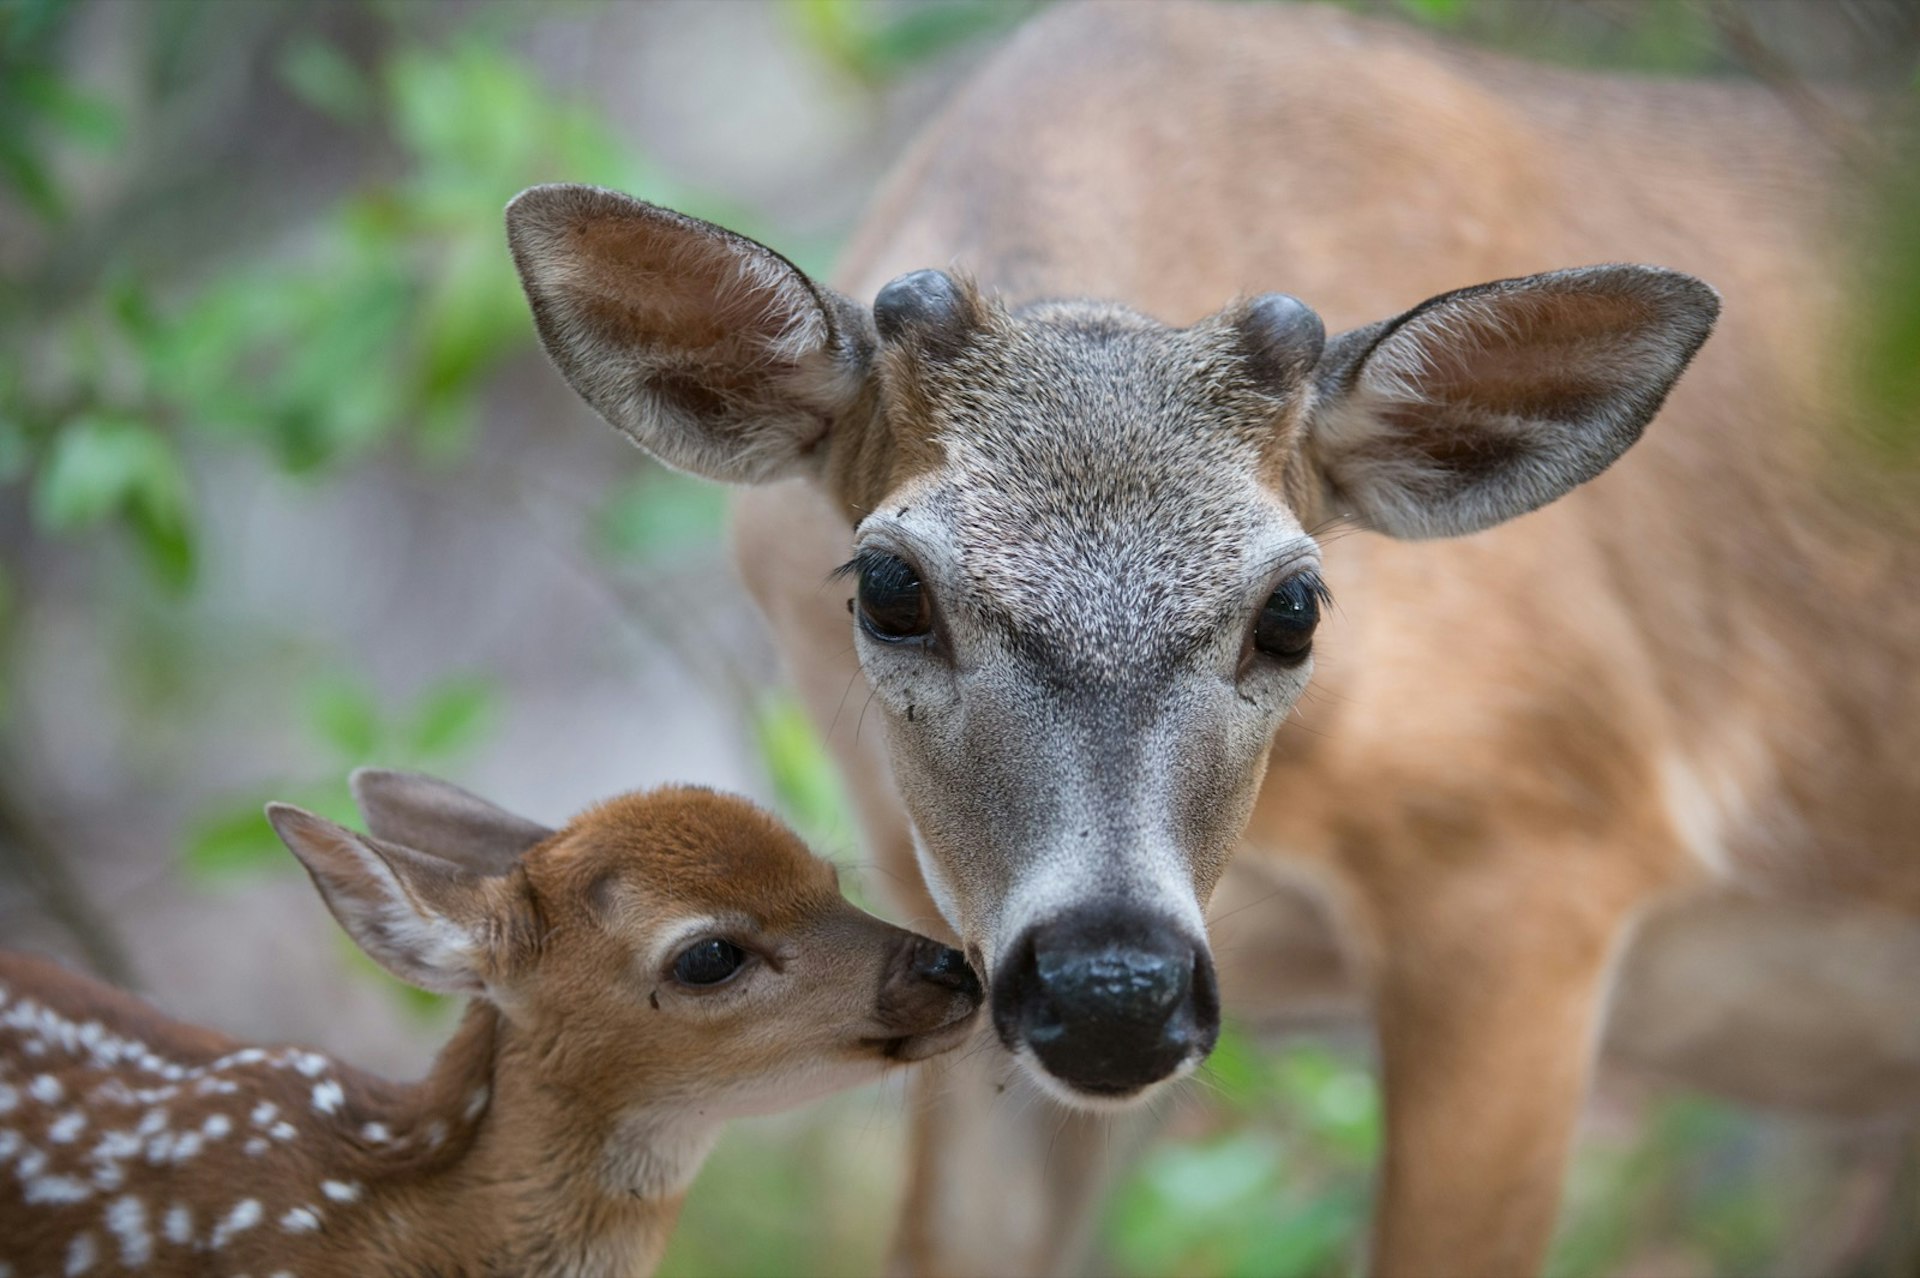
[350,769,553,876]
[266,805,536,996]
[506,184,874,484]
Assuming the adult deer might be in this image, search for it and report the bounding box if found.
[0,774,980,1277]
[509,3,1920,1274]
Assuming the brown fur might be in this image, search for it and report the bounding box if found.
[497,4,1917,1274]
[725,6,1919,1276]
[0,784,979,1278]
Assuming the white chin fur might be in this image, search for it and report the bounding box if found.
[1008,1043,1200,1113]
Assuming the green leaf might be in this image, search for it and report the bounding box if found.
[1396,0,1467,24]
[752,692,853,848]
[184,782,358,882]
[404,676,496,761]
[33,415,181,531]
[12,69,122,150]
[185,802,289,879]
[0,131,63,220]
[592,469,728,563]
[279,35,371,126]
[30,416,197,586]
[304,676,382,762]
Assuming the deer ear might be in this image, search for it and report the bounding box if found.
[506,184,874,484]
[267,805,533,996]
[349,769,553,876]
[1307,265,1719,538]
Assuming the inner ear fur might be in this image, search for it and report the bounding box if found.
[1307,264,1720,539]
[506,184,874,484]
[267,804,541,996]
[350,768,554,876]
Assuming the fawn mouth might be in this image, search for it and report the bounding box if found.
[870,1014,979,1063]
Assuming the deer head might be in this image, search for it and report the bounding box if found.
[278,773,982,1125]
[506,185,1718,1105]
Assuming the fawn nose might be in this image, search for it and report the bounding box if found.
[915,942,983,999]
[993,905,1219,1097]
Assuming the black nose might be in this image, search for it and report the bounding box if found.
[915,942,983,1001]
[992,905,1219,1097]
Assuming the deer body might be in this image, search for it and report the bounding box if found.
[741,6,1920,1271]
[0,778,981,1278]
[508,4,1919,1274]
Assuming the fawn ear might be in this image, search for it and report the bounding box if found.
[1307,264,1719,538]
[350,769,553,876]
[507,184,873,483]
[267,805,534,996]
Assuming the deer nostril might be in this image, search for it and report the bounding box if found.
[915,943,982,999]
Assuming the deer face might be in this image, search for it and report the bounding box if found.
[507,185,1718,1105]
[270,775,981,1130]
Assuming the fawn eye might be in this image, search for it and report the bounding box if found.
[1252,572,1327,664]
[854,552,932,642]
[673,939,747,987]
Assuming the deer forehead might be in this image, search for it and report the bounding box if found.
[866,303,1314,652]
[538,788,842,938]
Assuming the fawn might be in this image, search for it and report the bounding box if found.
[0,771,981,1277]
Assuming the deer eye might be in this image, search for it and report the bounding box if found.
[853,552,932,643]
[672,939,747,987]
[1252,572,1327,664]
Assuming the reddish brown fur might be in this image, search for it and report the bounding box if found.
[0,785,978,1277]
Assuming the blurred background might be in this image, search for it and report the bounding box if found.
[1,1,1917,1274]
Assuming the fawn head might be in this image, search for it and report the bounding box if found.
[268,772,981,1125]
[506,185,1718,1105]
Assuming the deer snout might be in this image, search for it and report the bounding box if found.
[993,905,1219,1100]
[872,935,984,1062]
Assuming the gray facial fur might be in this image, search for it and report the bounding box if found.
[853,297,1321,994]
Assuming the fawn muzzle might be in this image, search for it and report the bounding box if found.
[871,935,984,1062]
[993,904,1220,1097]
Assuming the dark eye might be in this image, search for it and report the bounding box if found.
[672,939,747,987]
[854,552,932,642]
[1252,572,1327,664]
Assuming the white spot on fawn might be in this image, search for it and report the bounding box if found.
[250,1101,278,1128]
[163,1203,193,1245]
[280,1205,322,1233]
[203,1112,232,1139]
[29,1074,63,1104]
[25,1174,93,1205]
[360,1121,390,1143]
[47,1109,87,1143]
[106,1194,153,1266]
[0,1083,17,1114]
[244,1137,269,1157]
[311,1080,344,1115]
[292,1052,328,1079]
[64,1231,97,1276]
[269,1121,297,1142]
[320,1179,360,1204]
[210,1198,262,1248]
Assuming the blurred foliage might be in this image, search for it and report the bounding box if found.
[3,1,1918,1276]
[785,0,1036,84]
[185,671,497,1020]
[1107,1033,1380,1278]
[1853,135,1920,470]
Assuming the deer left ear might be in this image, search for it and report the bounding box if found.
[507,184,873,484]
[1306,264,1720,539]
[266,805,535,996]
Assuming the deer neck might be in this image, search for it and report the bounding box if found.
[379,1002,713,1278]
